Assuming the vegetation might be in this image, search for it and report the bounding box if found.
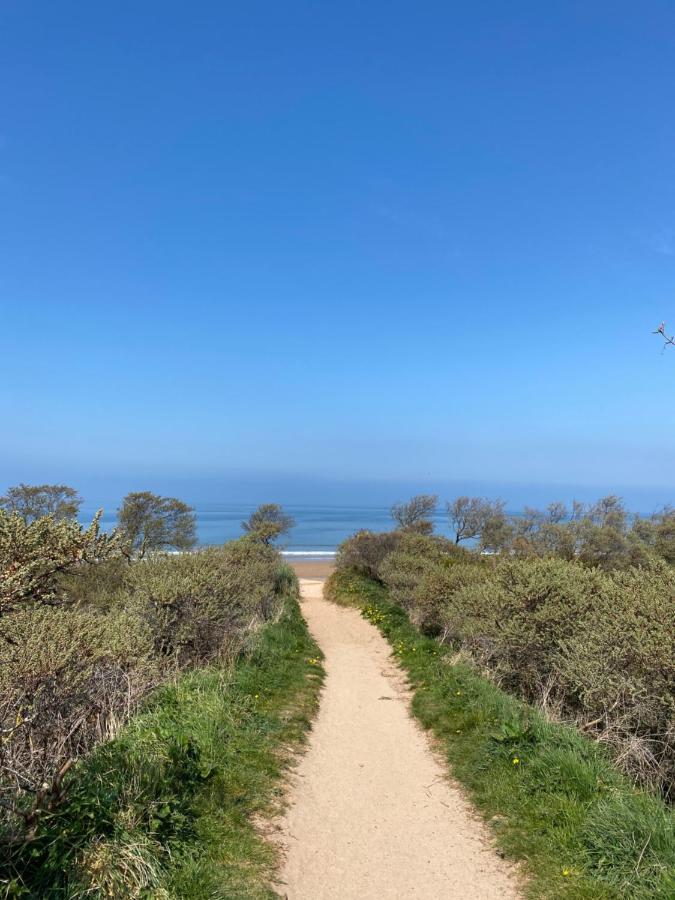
[447,495,507,545]
[327,568,675,899]
[0,509,120,612]
[2,586,322,898]
[390,493,437,534]
[0,483,82,523]
[241,503,296,545]
[334,497,675,797]
[117,491,197,558]
[0,486,315,897]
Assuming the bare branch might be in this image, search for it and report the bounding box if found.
[653,321,675,350]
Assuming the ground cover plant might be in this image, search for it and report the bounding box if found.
[326,568,675,899]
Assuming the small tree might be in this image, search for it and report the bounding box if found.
[117,492,197,558]
[0,483,82,523]
[447,496,506,545]
[241,503,295,545]
[390,494,438,534]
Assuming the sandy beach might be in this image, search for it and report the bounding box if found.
[287,560,335,579]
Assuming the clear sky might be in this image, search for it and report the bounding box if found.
[2,1,675,509]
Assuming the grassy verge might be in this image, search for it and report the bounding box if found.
[326,569,675,900]
[3,588,323,899]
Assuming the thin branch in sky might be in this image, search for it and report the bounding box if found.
[653,322,675,350]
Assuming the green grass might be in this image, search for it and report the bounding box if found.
[326,569,675,900]
[2,589,323,899]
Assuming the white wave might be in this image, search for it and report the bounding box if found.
[281,551,336,557]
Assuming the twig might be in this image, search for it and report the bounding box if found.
[653,322,675,350]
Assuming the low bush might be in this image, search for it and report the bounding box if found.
[335,529,402,579]
[126,540,282,665]
[0,605,157,834]
[378,532,471,633]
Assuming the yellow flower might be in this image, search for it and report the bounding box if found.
[562,869,570,877]
[512,757,520,765]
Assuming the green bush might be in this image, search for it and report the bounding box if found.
[447,558,606,694]
[335,529,402,580]
[379,533,470,632]
[126,540,282,664]
[0,510,121,614]
[0,604,156,830]
[2,590,322,899]
[557,561,675,790]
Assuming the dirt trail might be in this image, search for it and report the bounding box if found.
[274,578,521,899]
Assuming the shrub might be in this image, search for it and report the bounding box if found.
[454,559,607,696]
[126,539,283,664]
[412,554,675,794]
[378,533,473,632]
[335,529,402,580]
[0,510,121,614]
[557,561,675,791]
[0,604,156,833]
[413,559,490,637]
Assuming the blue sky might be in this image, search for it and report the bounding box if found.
[2,1,675,508]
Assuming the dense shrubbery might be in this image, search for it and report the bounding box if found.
[0,506,288,848]
[335,521,675,796]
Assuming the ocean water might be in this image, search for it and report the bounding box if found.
[82,503,457,558]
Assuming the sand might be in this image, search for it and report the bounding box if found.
[286,560,335,579]
[273,578,522,899]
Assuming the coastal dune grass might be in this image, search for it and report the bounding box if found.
[326,569,675,900]
[2,588,323,899]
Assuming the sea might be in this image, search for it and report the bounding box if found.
[80,503,458,562]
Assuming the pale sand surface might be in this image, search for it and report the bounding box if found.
[287,560,335,579]
[273,578,522,899]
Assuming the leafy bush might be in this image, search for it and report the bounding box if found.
[0,510,121,613]
[557,561,675,790]
[446,558,606,692]
[335,529,402,579]
[0,604,156,835]
[126,539,283,664]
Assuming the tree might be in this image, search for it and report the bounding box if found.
[585,495,627,532]
[117,492,197,558]
[447,496,506,545]
[390,494,438,534]
[0,483,81,523]
[241,503,295,544]
[479,505,512,553]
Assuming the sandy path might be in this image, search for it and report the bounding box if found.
[274,578,521,899]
